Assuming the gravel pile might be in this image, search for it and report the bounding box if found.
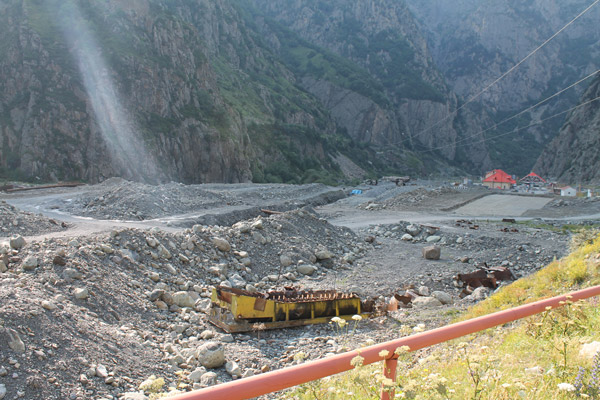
[0,201,68,238]
[57,179,339,221]
[0,208,378,399]
[359,187,487,212]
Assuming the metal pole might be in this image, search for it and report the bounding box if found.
[380,358,398,400]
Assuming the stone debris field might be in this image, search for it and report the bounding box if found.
[0,180,597,400]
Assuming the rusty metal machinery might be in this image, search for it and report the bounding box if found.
[208,286,374,333]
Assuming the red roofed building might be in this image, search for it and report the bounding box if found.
[482,169,516,190]
[520,172,547,187]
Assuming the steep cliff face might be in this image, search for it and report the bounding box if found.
[534,74,600,184]
[0,0,344,183]
[243,0,492,171]
[1,0,501,184]
[407,0,600,175]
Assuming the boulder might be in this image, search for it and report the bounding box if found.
[22,256,38,270]
[251,219,263,230]
[280,255,293,267]
[212,237,231,252]
[63,268,83,280]
[406,224,421,236]
[6,328,25,353]
[228,274,246,289]
[468,287,490,301]
[225,361,241,378]
[9,235,25,250]
[172,291,195,308]
[53,255,66,266]
[188,367,207,383]
[422,246,441,260]
[412,296,442,308]
[297,264,317,276]
[426,235,441,243]
[200,371,218,386]
[431,291,453,305]
[74,288,89,300]
[196,342,225,368]
[315,249,333,260]
[401,234,413,241]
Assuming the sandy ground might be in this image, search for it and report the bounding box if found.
[453,194,553,217]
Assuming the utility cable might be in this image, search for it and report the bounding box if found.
[401,0,600,144]
[442,69,600,149]
[417,95,600,153]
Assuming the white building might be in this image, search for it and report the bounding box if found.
[560,186,577,197]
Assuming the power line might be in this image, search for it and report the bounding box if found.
[417,94,600,153]
[443,69,600,149]
[401,0,600,144]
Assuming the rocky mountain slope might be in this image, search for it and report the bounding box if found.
[0,0,352,184]
[534,73,600,184]
[0,0,496,185]
[245,0,492,172]
[2,0,596,184]
[406,0,600,176]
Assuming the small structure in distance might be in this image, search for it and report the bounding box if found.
[482,169,516,190]
[520,172,546,188]
[558,186,577,197]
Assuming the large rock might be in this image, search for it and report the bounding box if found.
[196,342,225,368]
[22,256,39,270]
[63,268,83,280]
[422,245,441,260]
[225,361,241,378]
[431,291,453,305]
[200,371,218,386]
[467,287,490,301]
[315,249,333,260]
[412,296,442,308]
[0,383,6,400]
[6,328,25,353]
[297,264,317,276]
[212,237,231,252]
[280,254,293,267]
[158,245,172,260]
[74,287,89,300]
[401,233,413,241]
[172,291,195,308]
[188,367,207,382]
[9,235,25,250]
[228,274,246,288]
[426,235,441,243]
[406,224,421,236]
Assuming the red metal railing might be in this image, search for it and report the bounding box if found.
[169,285,600,400]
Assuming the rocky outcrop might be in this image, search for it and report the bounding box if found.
[300,77,398,145]
[534,74,600,184]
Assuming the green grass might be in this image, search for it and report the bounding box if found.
[286,232,600,399]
